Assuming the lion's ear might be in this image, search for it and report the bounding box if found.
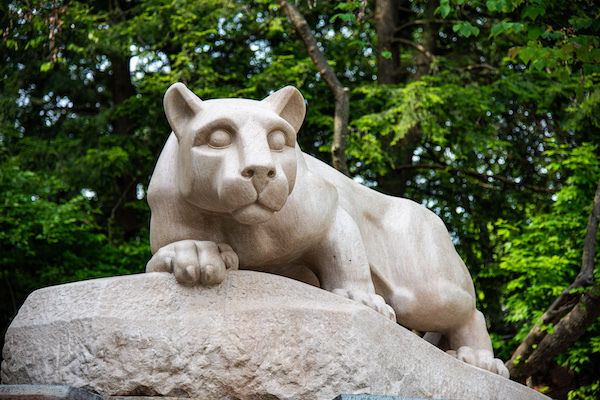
[262,86,306,133]
[164,82,203,141]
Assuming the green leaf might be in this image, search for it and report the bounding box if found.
[507,46,521,59]
[5,39,18,50]
[490,21,525,38]
[519,46,537,64]
[486,0,498,11]
[453,21,480,38]
[330,13,356,24]
[521,5,545,21]
[437,0,452,18]
[490,23,504,37]
[569,16,595,30]
[335,1,361,11]
[530,59,545,71]
[40,62,54,72]
[440,5,452,18]
[486,0,515,12]
[381,49,392,59]
[460,24,472,37]
[527,25,545,40]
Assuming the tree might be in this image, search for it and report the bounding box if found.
[506,177,600,380]
[278,0,350,175]
[494,144,600,397]
[310,1,600,396]
[429,1,600,395]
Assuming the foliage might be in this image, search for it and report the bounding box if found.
[440,0,600,80]
[568,380,600,400]
[0,157,148,327]
[493,143,600,369]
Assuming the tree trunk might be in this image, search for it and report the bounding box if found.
[507,177,600,380]
[109,55,136,136]
[108,54,139,240]
[516,285,600,378]
[278,0,349,176]
[414,2,436,79]
[375,0,400,84]
[376,127,420,196]
[104,0,141,240]
[377,1,437,196]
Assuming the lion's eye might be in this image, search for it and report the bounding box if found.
[208,129,232,148]
[268,130,286,151]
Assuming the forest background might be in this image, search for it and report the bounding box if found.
[1,0,599,398]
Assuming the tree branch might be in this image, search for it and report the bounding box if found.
[578,177,600,285]
[464,63,498,72]
[391,38,436,62]
[507,176,600,379]
[108,180,135,242]
[2,269,17,315]
[395,19,459,34]
[396,6,414,14]
[278,0,349,175]
[393,162,554,193]
[510,285,600,379]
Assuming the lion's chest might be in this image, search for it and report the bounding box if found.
[220,177,337,268]
[229,229,313,268]
[226,203,334,268]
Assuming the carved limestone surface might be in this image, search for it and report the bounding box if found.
[146,82,509,377]
[2,272,550,400]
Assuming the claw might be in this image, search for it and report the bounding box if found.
[449,347,510,378]
[186,265,200,282]
[200,264,215,284]
[164,257,173,272]
[384,304,396,321]
[332,288,396,321]
[495,359,510,378]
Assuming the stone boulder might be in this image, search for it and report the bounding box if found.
[2,271,548,400]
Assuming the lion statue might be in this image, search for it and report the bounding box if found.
[146,82,509,378]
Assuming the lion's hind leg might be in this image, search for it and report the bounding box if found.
[377,273,510,378]
[444,309,510,378]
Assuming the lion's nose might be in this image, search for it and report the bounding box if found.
[241,165,276,178]
[241,165,276,192]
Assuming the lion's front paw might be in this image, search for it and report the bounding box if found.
[447,346,509,378]
[146,240,239,286]
[332,288,396,322]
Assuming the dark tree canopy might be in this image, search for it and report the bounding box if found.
[1,1,599,398]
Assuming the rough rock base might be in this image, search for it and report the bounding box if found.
[1,271,548,400]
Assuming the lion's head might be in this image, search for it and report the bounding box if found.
[163,83,306,225]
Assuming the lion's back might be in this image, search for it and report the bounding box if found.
[303,154,474,299]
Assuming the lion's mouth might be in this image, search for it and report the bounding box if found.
[231,202,277,225]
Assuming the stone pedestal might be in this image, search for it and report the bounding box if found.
[2,271,548,400]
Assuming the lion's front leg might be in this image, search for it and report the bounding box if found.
[146,240,239,285]
[306,208,396,322]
